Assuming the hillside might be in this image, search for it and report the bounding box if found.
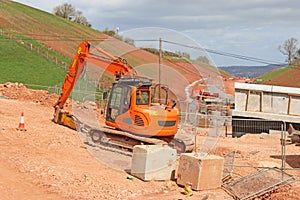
[0,0,230,94]
[0,32,67,87]
[0,0,109,87]
[255,65,300,88]
[1,1,297,94]
[0,0,107,57]
[219,64,285,78]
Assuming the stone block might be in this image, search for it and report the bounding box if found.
[177,153,224,190]
[131,145,177,181]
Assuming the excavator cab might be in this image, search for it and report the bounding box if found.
[105,77,152,125]
[105,77,178,137]
[105,80,135,123]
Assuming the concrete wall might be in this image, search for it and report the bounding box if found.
[234,83,300,123]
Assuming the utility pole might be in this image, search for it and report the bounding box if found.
[158,38,162,103]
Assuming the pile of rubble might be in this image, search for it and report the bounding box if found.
[0,82,62,107]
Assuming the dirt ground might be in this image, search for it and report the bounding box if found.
[0,83,300,200]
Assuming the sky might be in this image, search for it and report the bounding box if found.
[13,0,300,66]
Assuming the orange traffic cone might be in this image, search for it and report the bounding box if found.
[17,112,26,131]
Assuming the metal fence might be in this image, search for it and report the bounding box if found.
[231,118,285,138]
[1,29,68,69]
[222,168,295,200]
[24,83,103,102]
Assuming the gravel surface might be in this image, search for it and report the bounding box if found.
[0,83,299,199]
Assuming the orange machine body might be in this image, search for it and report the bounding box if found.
[105,78,179,137]
[54,41,178,137]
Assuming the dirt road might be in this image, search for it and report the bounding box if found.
[0,83,300,199]
[0,99,230,199]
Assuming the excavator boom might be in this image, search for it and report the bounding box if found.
[54,41,137,109]
[54,41,91,108]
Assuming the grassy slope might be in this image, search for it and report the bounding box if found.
[0,34,66,86]
[256,65,300,88]
[0,0,107,87]
[255,66,290,83]
[0,0,230,91]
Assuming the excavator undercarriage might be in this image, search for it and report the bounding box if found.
[54,108,194,154]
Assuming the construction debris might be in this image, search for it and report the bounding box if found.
[222,168,295,200]
[222,151,235,182]
[288,124,300,144]
[0,82,60,107]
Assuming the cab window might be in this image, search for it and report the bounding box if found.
[136,90,149,105]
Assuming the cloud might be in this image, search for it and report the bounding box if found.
[14,0,300,30]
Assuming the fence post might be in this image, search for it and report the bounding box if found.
[2,32,68,71]
[281,122,286,170]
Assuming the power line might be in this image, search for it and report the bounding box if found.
[126,38,285,65]
[163,40,284,65]
[0,32,286,65]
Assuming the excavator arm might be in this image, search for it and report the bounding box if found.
[54,40,91,108]
[54,40,137,109]
[87,49,137,81]
[53,40,137,128]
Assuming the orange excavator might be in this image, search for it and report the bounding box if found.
[53,41,194,153]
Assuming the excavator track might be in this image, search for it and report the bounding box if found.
[74,117,194,154]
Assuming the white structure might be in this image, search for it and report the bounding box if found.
[233,83,300,123]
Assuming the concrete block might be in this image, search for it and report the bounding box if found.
[177,153,224,190]
[269,130,287,135]
[131,145,177,181]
